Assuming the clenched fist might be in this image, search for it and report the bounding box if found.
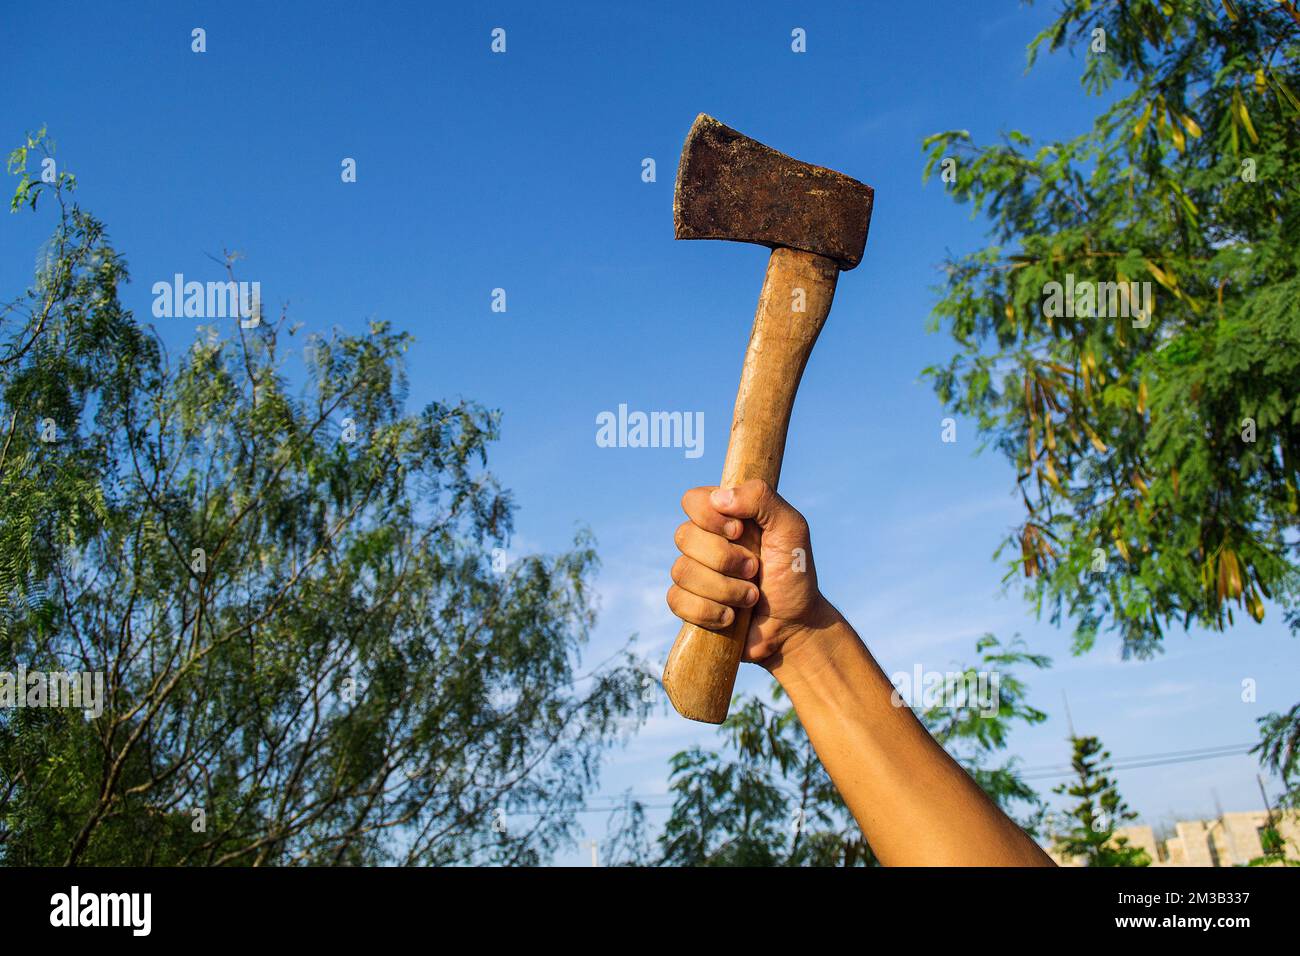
[666,478,837,665]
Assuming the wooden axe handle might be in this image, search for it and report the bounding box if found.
[662,247,839,723]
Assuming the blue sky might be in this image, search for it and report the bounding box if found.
[3,0,1297,865]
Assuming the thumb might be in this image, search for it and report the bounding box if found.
[709,479,799,533]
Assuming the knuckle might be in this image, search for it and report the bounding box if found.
[682,486,711,512]
[666,585,686,615]
[695,600,722,627]
[719,575,745,602]
[669,555,690,585]
[673,521,691,550]
[727,546,754,575]
[708,540,736,572]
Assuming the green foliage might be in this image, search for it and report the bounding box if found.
[922,0,1300,657]
[1245,801,1300,865]
[654,690,871,867]
[920,635,1051,820]
[0,133,649,865]
[1254,702,1300,807]
[1051,735,1151,866]
[1244,817,1300,865]
[620,636,1049,866]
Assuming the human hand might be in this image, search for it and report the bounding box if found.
[666,478,836,665]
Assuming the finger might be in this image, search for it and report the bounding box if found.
[681,487,743,540]
[671,555,760,608]
[707,479,801,532]
[673,521,758,578]
[666,584,735,630]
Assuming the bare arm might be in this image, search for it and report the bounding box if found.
[666,479,1054,866]
[764,608,1052,865]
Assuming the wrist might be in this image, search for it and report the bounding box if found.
[760,596,851,684]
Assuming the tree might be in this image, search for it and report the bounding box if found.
[655,691,868,867]
[1051,735,1151,866]
[923,0,1300,651]
[615,635,1049,866]
[1255,702,1300,807]
[0,131,648,865]
[1245,785,1300,865]
[922,0,1300,798]
[1246,820,1294,864]
[1250,713,1300,862]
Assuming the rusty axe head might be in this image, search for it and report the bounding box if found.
[673,114,875,270]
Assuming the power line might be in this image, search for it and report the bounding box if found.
[1022,741,1255,772]
[1019,749,1253,780]
[1018,742,1255,780]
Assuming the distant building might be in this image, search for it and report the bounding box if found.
[1047,810,1300,866]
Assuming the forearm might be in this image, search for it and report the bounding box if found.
[764,605,1054,866]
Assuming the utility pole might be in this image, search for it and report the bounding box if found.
[587,839,600,867]
[1255,774,1284,863]
[1257,774,1276,828]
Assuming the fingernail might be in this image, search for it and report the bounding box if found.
[745,587,759,606]
[721,608,734,626]
[711,488,735,508]
[743,558,758,577]
[724,520,741,539]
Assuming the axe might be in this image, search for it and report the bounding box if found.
[662,114,875,724]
